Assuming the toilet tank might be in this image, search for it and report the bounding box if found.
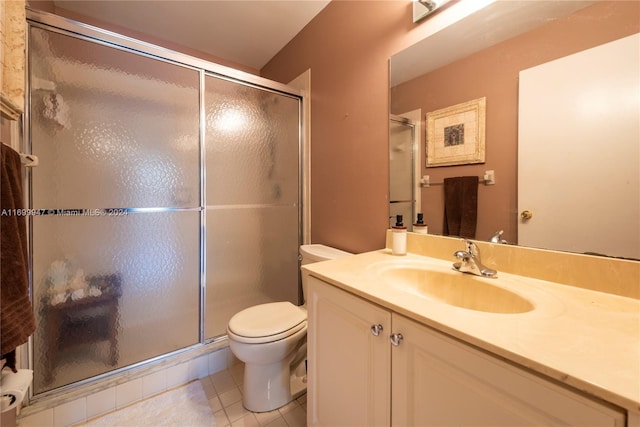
[300,244,352,265]
[300,244,352,304]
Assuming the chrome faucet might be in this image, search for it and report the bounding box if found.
[453,239,498,278]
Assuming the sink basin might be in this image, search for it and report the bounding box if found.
[377,266,534,314]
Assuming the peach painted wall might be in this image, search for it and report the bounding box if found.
[261,1,422,253]
[262,1,639,252]
[391,1,639,244]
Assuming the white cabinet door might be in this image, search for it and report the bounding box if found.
[306,276,391,427]
[391,314,625,427]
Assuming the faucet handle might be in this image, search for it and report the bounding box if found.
[463,239,478,256]
[490,230,508,244]
[490,230,503,243]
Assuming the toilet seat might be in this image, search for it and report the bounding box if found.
[228,302,307,344]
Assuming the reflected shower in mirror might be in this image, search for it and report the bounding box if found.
[389,115,416,231]
[390,0,639,259]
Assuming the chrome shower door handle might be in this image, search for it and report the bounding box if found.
[370,324,383,336]
[389,333,404,346]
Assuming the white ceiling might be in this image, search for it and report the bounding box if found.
[52,0,331,70]
[390,0,597,87]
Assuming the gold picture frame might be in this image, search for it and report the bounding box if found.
[426,97,486,167]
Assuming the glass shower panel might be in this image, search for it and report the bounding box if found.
[204,74,300,339]
[29,27,200,209]
[205,206,299,337]
[31,211,200,394]
[28,26,201,394]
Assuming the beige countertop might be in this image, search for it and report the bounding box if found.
[302,249,640,413]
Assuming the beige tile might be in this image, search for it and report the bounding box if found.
[231,412,260,427]
[34,367,303,427]
[190,354,210,380]
[227,351,241,368]
[263,416,289,427]
[115,378,142,408]
[214,409,231,427]
[53,397,86,427]
[142,370,167,398]
[281,405,306,427]
[211,370,237,394]
[86,387,116,419]
[209,347,230,375]
[277,400,299,415]
[209,395,223,413]
[253,409,281,426]
[18,408,54,427]
[225,401,250,422]
[229,363,245,385]
[200,377,217,400]
[166,362,191,389]
[295,393,307,407]
[219,386,242,407]
[211,369,233,383]
[200,375,213,387]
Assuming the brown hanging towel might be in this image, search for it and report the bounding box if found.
[1,143,36,372]
[443,176,478,239]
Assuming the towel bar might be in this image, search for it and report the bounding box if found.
[421,170,495,187]
[19,153,38,167]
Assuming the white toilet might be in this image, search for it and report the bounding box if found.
[227,244,352,412]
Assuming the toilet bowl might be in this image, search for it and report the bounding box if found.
[227,244,352,413]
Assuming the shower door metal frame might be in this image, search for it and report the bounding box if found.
[24,7,305,399]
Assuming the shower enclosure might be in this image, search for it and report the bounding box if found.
[26,11,302,396]
[389,115,416,230]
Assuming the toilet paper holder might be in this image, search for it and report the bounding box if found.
[0,369,33,414]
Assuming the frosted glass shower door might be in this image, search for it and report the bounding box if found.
[28,26,201,394]
[204,75,301,339]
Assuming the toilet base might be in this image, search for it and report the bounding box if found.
[242,358,307,413]
[290,360,307,401]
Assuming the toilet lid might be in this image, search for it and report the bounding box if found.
[228,302,307,339]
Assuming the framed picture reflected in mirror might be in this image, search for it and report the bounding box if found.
[426,97,486,167]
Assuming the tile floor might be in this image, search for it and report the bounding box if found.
[201,364,307,427]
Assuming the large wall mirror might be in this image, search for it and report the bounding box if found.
[390,1,639,259]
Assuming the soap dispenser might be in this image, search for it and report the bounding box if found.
[413,213,428,234]
[392,214,407,256]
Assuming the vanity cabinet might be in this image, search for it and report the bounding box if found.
[307,275,391,426]
[306,276,626,427]
[391,313,625,426]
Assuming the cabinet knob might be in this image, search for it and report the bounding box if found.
[370,324,383,336]
[389,333,404,346]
